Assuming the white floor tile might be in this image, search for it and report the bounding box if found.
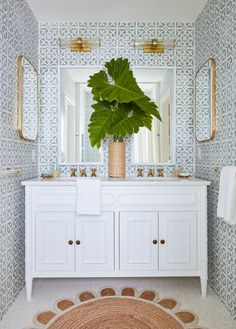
[0,278,235,329]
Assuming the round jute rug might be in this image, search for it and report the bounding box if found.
[25,287,206,329]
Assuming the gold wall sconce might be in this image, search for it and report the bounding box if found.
[59,37,100,52]
[134,39,176,53]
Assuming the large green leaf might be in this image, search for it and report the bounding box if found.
[135,96,162,121]
[88,101,113,148]
[108,103,152,137]
[87,58,162,147]
[88,58,160,119]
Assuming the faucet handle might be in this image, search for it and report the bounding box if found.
[137,168,144,177]
[147,168,154,177]
[91,168,97,177]
[157,168,164,177]
[70,168,77,177]
[80,168,87,177]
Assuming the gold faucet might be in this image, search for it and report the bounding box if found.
[137,168,144,177]
[147,168,154,177]
[80,168,87,177]
[157,168,164,177]
[70,168,77,177]
[91,168,97,177]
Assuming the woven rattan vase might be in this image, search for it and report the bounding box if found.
[109,141,125,178]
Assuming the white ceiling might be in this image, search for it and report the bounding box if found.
[27,0,208,23]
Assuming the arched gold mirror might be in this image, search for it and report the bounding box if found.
[17,55,38,141]
[195,58,216,142]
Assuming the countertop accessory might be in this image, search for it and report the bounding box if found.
[52,165,61,178]
[178,173,191,179]
[41,173,53,179]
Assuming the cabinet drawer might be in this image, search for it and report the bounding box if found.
[118,187,198,206]
[32,186,76,208]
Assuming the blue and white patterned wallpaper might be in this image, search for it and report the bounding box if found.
[0,0,38,320]
[39,22,195,177]
[195,0,236,320]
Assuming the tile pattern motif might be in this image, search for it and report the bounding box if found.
[195,0,236,320]
[39,22,195,177]
[0,0,38,320]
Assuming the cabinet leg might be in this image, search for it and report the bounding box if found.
[26,278,33,301]
[200,277,207,297]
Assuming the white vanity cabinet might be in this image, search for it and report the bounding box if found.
[23,178,210,300]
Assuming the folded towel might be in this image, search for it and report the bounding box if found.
[217,166,236,225]
[76,178,101,215]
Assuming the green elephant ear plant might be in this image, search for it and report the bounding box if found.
[87,57,162,177]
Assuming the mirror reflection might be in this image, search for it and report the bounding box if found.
[60,68,102,164]
[195,58,216,142]
[133,68,175,164]
[17,56,38,141]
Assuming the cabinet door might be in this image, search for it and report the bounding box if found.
[159,212,197,270]
[76,212,114,271]
[120,212,158,271]
[35,212,75,271]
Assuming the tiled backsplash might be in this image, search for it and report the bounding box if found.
[195,0,236,320]
[39,22,195,177]
[0,0,38,320]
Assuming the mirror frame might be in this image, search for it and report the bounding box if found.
[17,55,39,141]
[195,58,216,142]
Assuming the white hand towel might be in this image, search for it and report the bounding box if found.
[217,166,236,225]
[76,178,101,215]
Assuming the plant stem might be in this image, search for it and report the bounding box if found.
[113,135,124,142]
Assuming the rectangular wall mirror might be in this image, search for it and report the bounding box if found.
[195,58,216,142]
[133,68,175,165]
[17,55,38,141]
[59,67,175,165]
[60,67,102,164]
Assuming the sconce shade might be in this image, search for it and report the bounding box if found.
[59,37,100,52]
[134,39,176,53]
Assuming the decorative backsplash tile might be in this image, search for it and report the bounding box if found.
[39,22,195,177]
[0,0,38,320]
[195,0,236,320]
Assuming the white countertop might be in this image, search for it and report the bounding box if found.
[22,176,210,186]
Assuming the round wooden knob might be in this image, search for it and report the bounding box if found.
[76,240,81,245]
[160,239,165,245]
[68,240,73,245]
[153,239,158,245]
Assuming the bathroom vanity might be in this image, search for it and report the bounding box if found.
[23,177,210,300]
